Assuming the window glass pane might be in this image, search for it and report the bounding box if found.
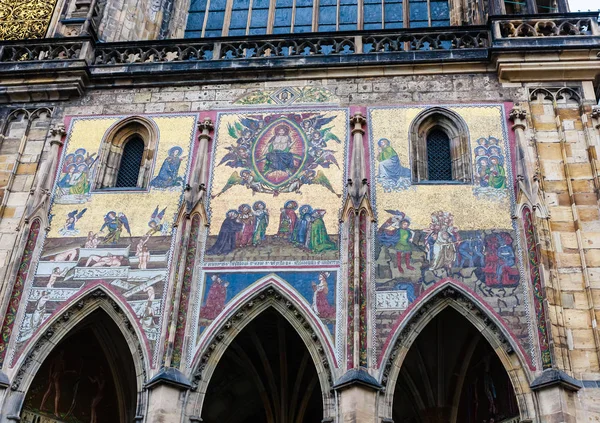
[408,0,428,27]
[364,0,382,29]
[426,129,452,181]
[338,0,357,29]
[250,0,269,34]
[294,2,313,32]
[318,0,337,32]
[430,0,449,26]
[184,0,207,37]
[384,0,403,28]
[116,138,144,188]
[274,0,293,33]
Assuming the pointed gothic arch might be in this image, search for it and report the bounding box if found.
[378,282,536,421]
[2,287,149,422]
[94,116,160,190]
[186,279,337,421]
[409,107,472,184]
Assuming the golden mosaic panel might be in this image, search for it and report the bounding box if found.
[0,0,57,40]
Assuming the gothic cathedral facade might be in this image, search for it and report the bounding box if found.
[0,0,599,421]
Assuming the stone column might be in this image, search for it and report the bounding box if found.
[509,105,532,195]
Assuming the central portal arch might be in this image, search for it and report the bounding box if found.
[186,283,336,422]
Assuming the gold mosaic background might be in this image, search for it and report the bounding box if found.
[0,0,56,39]
[48,116,195,237]
[209,111,347,236]
[371,106,512,230]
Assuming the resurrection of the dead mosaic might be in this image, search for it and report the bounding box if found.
[12,114,196,367]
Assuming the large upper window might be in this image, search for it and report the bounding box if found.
[409,107,471,184]
[94,117,158,191]
[184,0,450,37]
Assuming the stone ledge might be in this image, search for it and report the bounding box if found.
[145,367,192,390]
[333,367,382,391]
[530,368,583,392]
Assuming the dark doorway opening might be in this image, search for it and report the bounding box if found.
[202,308,323,423]
[392,308,519,423]
[21,310,137,423]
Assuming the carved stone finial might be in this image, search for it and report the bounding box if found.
[350,112,366,135]
[49,123,66,146]
[509,105,527,122]
[198,117,214,133]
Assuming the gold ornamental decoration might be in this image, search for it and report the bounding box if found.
[0,0,57,40]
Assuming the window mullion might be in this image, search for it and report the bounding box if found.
[357,0,364,29]
[312,0,319,31]
[267,0,276,33]
[246,0,254,34]
[427,0,431,26]
[290,0,297,32]
[222,0,235,35]
[336,0,340,30]
[201,0,212,37]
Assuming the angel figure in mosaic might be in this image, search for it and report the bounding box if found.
[147,206,168,236]
[282,169,341,197]
[58,208,87,236]
[211,170,275,198]
[100,211,131,244]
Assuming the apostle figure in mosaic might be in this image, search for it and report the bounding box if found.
[487,156,506,189]
[200,275,229,320]
[252,201,269,246]
[292,205,313,247]
[150,146,185,188]
[308,209,337,253]
[206,210,244,255]
[276,200,298,239]
[236,204,255,247]
[311,272,335,319]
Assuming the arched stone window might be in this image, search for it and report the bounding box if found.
[409,107,471,184]
[94,117,158,190]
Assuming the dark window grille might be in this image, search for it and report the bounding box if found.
[115,137,144,188]
[426,129,452,181]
